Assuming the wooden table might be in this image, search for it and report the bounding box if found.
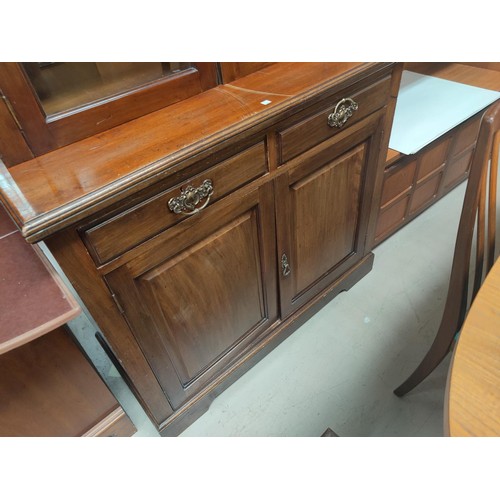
[446,258,500,436]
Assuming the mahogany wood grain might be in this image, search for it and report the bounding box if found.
[380,160,417,208]
[46,68,212,149]
[462,62,500,72]
[292,145,364,292]
[82,407,137,437]
[196,63,219,92]
[0,63,57,154]
[278,76,391,163]
[0,95,33,166]
[442,149,474,191]
[83,141,268,264]
[416,138,450,183]
[0,63,393,243]
[104,182,278,409]
[0,63,218,157]
[0,87,261,241]
[404,62,500,92]
[219,62,274,83]
[376,195,410,239]
[158,253,374,436]
[386,148,403,166]
[44,228,174,426]
[276,110,386,318]
[363,62,403,250]
[0,326,135,437]
[224,62,372,96]
[409,171,442,215]
[0,63,400,435]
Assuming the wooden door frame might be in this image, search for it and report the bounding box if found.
[0,62,218,157]
[276,110,386,318]
[104,182,278,409]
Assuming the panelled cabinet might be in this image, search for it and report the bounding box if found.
[0,63,401,435]
[104,182,278,410]
[276,110,386,318]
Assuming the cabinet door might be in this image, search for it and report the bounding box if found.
[0,62,217,157]
[276,110,385,318]
[105,183,277,410]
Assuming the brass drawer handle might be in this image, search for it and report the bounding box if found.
[168,179,214,215]
[327,98,359,128]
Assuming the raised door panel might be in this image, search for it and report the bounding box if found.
[105,183,277,409]
[137,210,265,384]
[277,111,384,318]
[291,144,364,294]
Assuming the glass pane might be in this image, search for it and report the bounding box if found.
[21,62,194,117]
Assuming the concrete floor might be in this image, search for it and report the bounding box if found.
[65,181,467,437]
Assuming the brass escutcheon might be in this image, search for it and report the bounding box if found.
[281,253,291,277]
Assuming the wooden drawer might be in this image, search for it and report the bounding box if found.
[443,148,473,190]
[449,114,481,157]
[416,138,450,183]
[375,194,410,242]
[381,159,416,208]
[409,171,442,215]
[83,141,268,264]
[277,76,391,163]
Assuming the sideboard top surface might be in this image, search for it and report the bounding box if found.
[0,62,394,242]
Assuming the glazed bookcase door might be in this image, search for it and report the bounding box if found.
[105,183,278,410]
[0,62,217,157]
[276,110,386,318]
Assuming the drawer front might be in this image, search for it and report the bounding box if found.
[449,114,481,157]
[278,76,391,163]
[381,159,417,208]
[409,171,442,215]
[443,149,473,190]
[416,138,450,183]
[375,194,410,243]
[83,141,268,264]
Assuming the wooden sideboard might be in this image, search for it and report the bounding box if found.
[374,62,500,245]
[0,62,402,435]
